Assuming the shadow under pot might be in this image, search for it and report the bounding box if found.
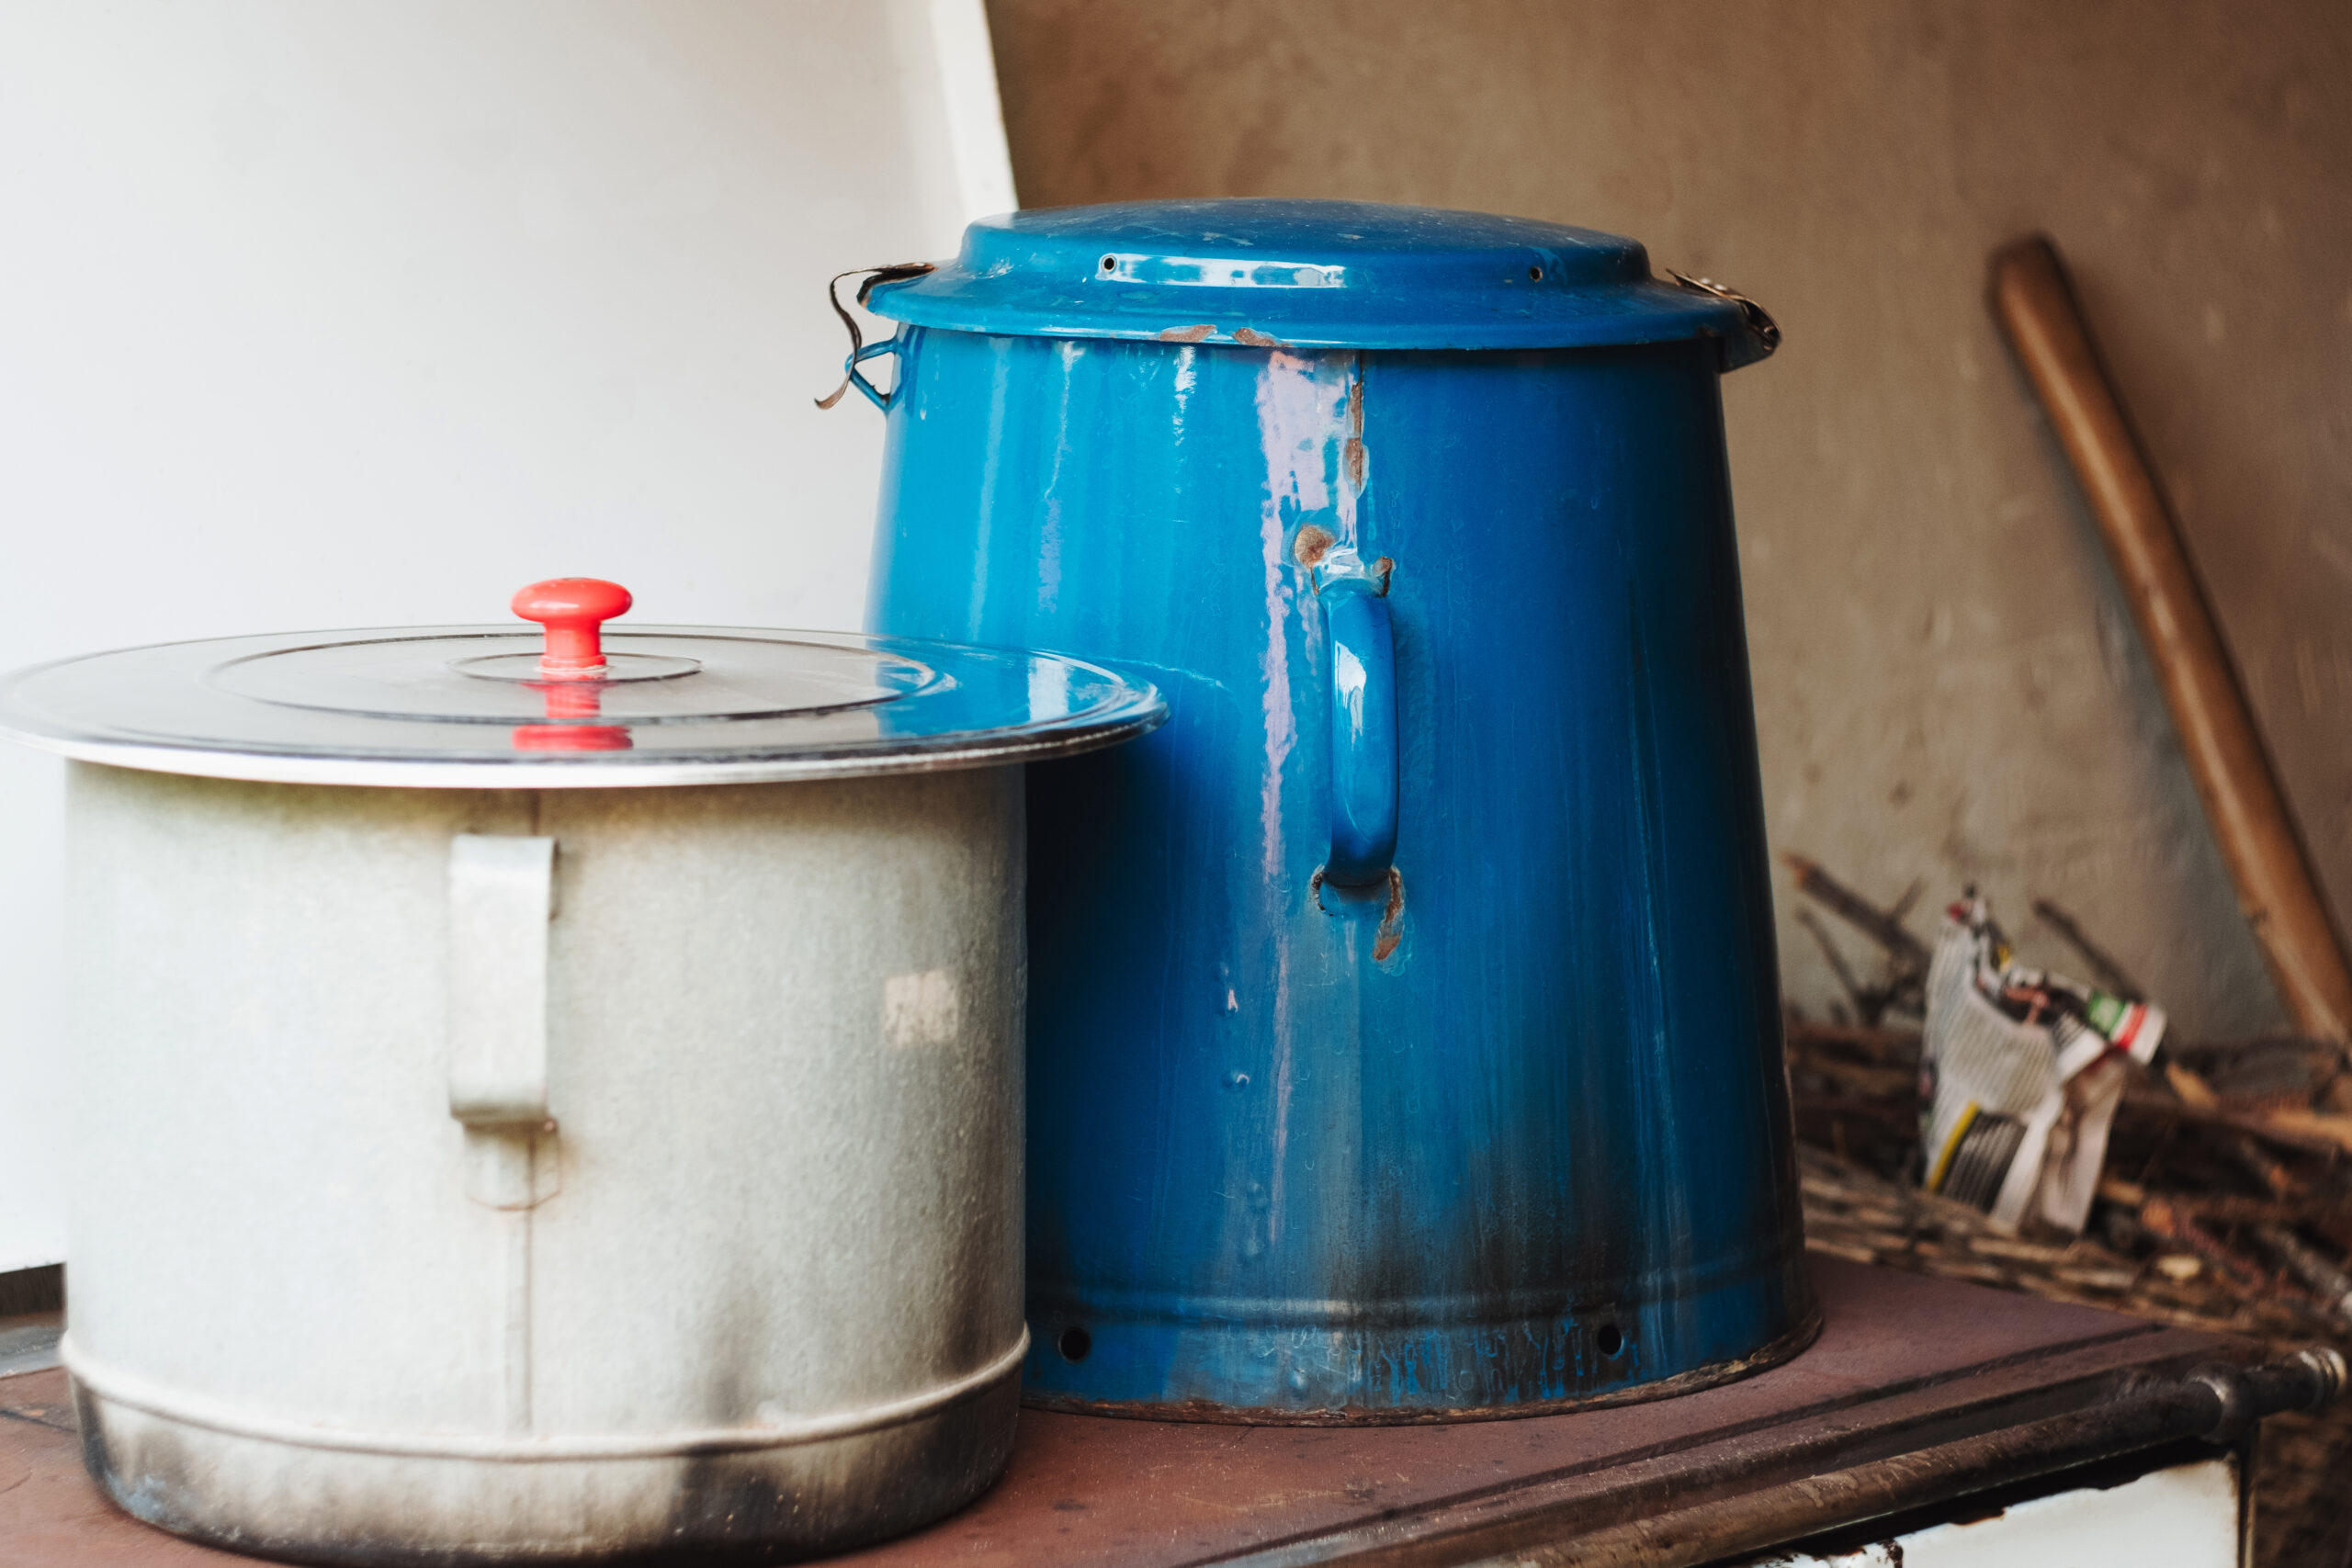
[0,578,1162,1563]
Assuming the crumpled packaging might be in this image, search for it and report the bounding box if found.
[1918,895,2165,1234]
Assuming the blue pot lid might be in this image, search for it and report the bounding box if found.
[865,199,1777,367]
[0,579,1165,788]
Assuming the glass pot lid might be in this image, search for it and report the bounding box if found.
[0,578,1166,787]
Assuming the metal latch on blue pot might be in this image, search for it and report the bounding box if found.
[814,263,937,412]
[1668,271,1781,370]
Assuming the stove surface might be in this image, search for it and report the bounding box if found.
[0,1259,2248,1567]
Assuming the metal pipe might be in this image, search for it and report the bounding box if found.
[1512,1350,2346,1568]
[1276,1348,2346,1568]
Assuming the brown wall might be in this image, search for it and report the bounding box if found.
[984,0,2352,1039]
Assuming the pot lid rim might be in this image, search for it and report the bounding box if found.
[862,198,1775,367]
[0,624,1168,786]
[0,712,1165,788]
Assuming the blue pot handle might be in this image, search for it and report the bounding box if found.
[1315,552,1397,888]
[835,338,904,412]
[813,263,933,412]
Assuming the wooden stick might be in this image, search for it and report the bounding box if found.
[1781,853,1933,970]
[2257,1225,2352,1325]
[2030,897,2145,1000]
[1784,1019,1924,1056]
[1987,236,2352,1043]
[2119,1083,2346,1160]
[2099,1178,2352,1234]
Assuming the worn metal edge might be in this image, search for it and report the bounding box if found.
[0,708,1164,790]
[62,1329,1028,1461]
[79,1374,1024,1568]
[0,1317,62,1379]
[0,624,1167,787]
[1200,1328,2251,1568]
[1456,1384,2243,1568]
[1019,1303,1826,1428]
[864,281,1748,355]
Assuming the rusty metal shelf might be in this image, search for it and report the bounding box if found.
[0,1260,2261,1566]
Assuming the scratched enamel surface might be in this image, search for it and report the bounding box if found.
[867,300,1805,1417]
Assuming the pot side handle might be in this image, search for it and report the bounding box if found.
[813,263,934,412]
[447,834,558,1129]
[1315,554,1398,889]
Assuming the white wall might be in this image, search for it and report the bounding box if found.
[0,0,1012,1272]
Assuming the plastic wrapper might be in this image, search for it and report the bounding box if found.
[1919,895,2165,1233]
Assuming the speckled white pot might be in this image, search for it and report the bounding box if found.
[62,762,1024,1563]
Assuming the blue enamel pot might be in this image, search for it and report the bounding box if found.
[848,200,1814,1421]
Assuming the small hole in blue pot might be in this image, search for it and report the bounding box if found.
[1058,1325,1092,1361]
[1597,1324,1625,1358]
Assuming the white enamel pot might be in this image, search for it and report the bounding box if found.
[0,580,1162,1563]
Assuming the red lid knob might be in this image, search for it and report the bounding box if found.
[512,723,633,752]
[512,578,631,678]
